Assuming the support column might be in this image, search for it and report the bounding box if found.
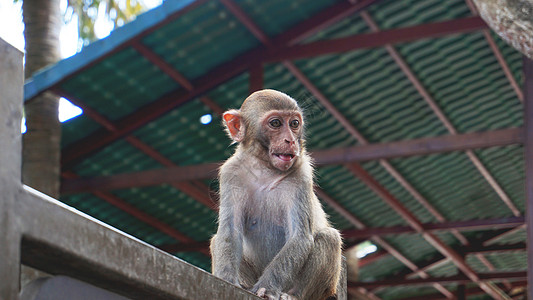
[0,38,24,299]
[249,64,263,94]
[524,55,533,298]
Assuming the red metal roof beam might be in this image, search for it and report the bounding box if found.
[316,189,453,299]
[249,64,264,94]
[350,271,526,289]
[61,128,523,194]
[341,216,525,239]
[346,163,508,299]
[266,16,487,62]
[398,281,526,300]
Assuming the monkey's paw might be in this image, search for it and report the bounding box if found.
[256,288,298,300]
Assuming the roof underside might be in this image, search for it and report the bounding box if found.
[25,0,527,299]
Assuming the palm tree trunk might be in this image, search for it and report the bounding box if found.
[22,0,62,198]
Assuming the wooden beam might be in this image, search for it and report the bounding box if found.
[523,55,533,299]
[61,128,522,193]
[349,271,526,288]
[341,216,525,238]
[266,16,487,61]
[60,0,379,169]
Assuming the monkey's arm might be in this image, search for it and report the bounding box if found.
[251,190,314,295]
[210,191,243,286]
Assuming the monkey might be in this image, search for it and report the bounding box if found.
[210,89,343,300]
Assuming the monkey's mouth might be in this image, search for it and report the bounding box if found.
[273,153,295,162]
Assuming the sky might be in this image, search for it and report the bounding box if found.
[0,0,162,131]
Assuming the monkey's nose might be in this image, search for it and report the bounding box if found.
[285,139,295,145]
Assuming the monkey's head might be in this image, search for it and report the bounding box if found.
[223,89,305,172]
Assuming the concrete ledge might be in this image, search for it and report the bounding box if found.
[17,187,259,300]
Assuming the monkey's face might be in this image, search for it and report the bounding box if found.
[260,110,303,172]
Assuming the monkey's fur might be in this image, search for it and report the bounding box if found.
[210,90,343,300]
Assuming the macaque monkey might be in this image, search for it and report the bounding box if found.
[210,89,343,300]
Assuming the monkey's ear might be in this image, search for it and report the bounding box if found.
[223,110,245,142]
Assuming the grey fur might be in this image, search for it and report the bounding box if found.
[211,90,342,300]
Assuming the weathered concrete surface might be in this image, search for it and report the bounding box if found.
[17,187,261,300]
[474,0,533,59]
[20,276,130,300]
[0,37,24,300]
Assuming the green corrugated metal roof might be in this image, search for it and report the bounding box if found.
[24,0,527,298]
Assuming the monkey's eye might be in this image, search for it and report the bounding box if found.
[269,119,282,128]
[290,119,300,129]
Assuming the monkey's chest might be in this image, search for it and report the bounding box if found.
[241,193,289,262]
[242,217,287,267]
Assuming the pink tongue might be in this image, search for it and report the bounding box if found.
[278,154,292,161]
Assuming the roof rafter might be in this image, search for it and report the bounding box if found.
[400,281,526,300]
[368,226,525,295]
[265,16,487,62]
[132,42,225,115]
[341,216,524,239]
[346,163,508,299]
[282,55,478,251]
[360,11,520,218]
[60,127,521,194]
[249,63,264,94]
[350,271,526,288]
[315,189,452,299]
